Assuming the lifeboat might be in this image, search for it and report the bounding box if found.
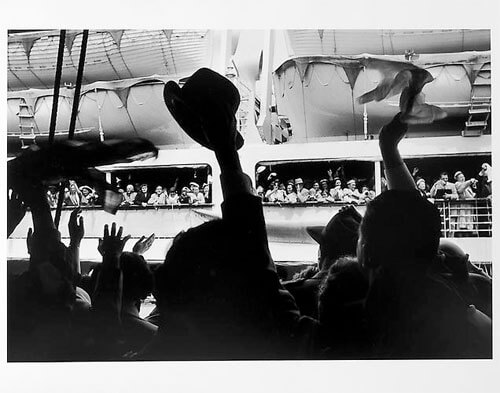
[7,76,199,150]
[272,51,491,141]
[282,29,490,57]
[8,29,213,91]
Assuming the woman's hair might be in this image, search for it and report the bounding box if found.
[360,190,441,269]
[318,256,368,324]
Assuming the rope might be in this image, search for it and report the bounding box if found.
[55,30,88,229]
[48,30,66,145]
[68,30,89,140]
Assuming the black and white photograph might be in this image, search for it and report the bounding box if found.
[2,1,499,392]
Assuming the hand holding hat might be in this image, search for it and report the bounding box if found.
[357,58,446,125]
[164,68,244,152]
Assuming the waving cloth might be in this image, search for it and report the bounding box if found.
[7,139,158,214]
[358,58,447,125]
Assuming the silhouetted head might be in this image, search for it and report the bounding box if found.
[307,205,362,271]
[120,252,154,302]
[154,220,276,338]
[357,190,441,270]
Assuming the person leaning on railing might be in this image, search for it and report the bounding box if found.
[453,171,478,236]
[121,184,137,206]
[429,172,458,201]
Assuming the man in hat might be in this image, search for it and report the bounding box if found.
[295,178,309,203]
[188,181,205,204]
[178,186,191,204]
[283,205,362,319]
[142,67,301,360]
[329,177,344,202]
[343,179,362,204]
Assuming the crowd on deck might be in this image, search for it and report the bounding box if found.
[412,165,492,201]
[6,68,492,362]
[258,175,376,204]
[46,180,212,208]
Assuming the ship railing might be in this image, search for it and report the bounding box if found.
[433,198,492,238]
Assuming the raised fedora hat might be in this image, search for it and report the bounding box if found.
[163,68,244,150]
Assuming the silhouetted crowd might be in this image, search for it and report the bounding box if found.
[7,69,492,362]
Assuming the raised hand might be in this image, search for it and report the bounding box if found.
[97,222,131,261]
[132,233,155,255]
[68,208,84,246]
[379,113,408,153]
[7,189,26,237]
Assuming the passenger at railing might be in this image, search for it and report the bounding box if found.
[135,184,152,207]
[188,182,206,204]
[202,183,211,203]
[148,185,167,206]
[454,171,477,200]
[476,163,492,237]
[64,180,84,207]
[179,186,191,204]
[295,178,309,203]
[329,177,344,202]
[265,180,286,203]
[359,186,375,203]
[477,163,492,199]
[285,183,298,203]
[166,188,180,205]
[343,179,362,204]
[429,172,458,200]
[319,178,330,199]
[80,185,98,206]
[453,171,478,236]
[46,185,59,208]
[309,181,324,202]
[121,184,137,206]
[416,178,431,199]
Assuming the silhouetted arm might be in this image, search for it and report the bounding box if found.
[379,113,417,191]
